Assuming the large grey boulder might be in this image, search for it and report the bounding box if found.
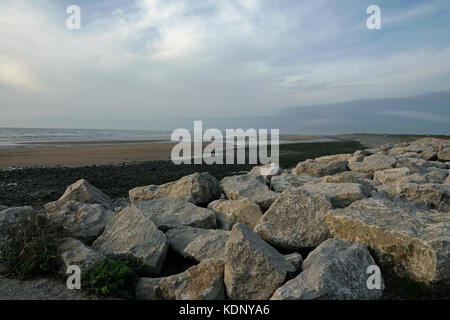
[349,154,397,174]
[292,158,348,177]
[58,238,104,274]
[0,206,35,249]
[394,183,449,212]
[326,198,450,283]
[224,223,295,300]
[270,174,320,192]
[45,179,113,212]
[92,207,168,275]
[131,198,216,231]
[254,189,333,250]
[136,259,225,300]
[165,227,230,262]
[46,201,115,242]
[220,175,279,211]
[271,239,384,300]
[299,182,368,208]
[129,172,221,206]
[207,198,262,230]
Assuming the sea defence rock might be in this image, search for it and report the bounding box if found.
[298,182,368,208]
[46,201,115,242]
[136,259,225,300]
[271,239,384,300]
[394,183,449,212]
[254,189,333,250]
[220,175,279,211]
[131,198,216,231]
[92,207,168,275]
[292,158,349,177]
[58,238,104,274]
[284,253,303,273]
[129,172,221,206]
[270,174,320,192]
[438,148,450,162]
[0,206,35,249]
[165,227,230,262]
[348,154,397,174]
[207,198,262,230]
[326,198,450,283]
[224,223,295,300]
[45,179,114,212]
[374,167,410,184]
[248,163,282,181]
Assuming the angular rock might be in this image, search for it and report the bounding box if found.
[224,223,295,300]
[131,198,216,231]
[220,175,279,211]
[254,189,333,250]
[284,253,303,273]
[326,198,450,283]
[270,174,320,193]
[58,238,104,274]
[349,154,397,174]
[445,175,450,185]
[136,259,225,300]
[207,198,262,230]
[45,179,113,212]
[271,239,384,300]
[394,183,449,212]
[129,172,221,206]
[0,206,35,249]
[248,163,282,181]
[47,201,115,242]
[165,227,230,262]
[374,167,410,184]
[92,207,168,274]
[299,182,369,208]
[292,159,349,177]
[438,149,450,162]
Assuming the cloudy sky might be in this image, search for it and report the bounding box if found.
[0,0,449,132]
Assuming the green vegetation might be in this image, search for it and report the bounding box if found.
[82,259,139,300]
[0,212,63,279]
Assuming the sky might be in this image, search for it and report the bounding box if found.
[0,0,449,133]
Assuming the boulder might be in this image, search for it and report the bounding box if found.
[220,175,279,211]
[129,172,221,206]
[254,189,333,250]
[299,182,369,208]
[270,174,320,193]
[284,253,303,273]
[349,154,397,174]
[136,259,225,300]
[92,207,168,275]
[0,206,35,249]
[326,198,450,283]
[165,227,230,262]
[46,201,115,242]
[394,183,449,212]
[292,159,348,177]
[271,239,384,300]
[207,199,262,230]
[131,198,216,231]
[248,163,282,181]
[224,223,295,300]
[45,179,113,212]
[445,175,450,185]
[438,149,450,162]
[374,167,410,184]
[58,238,104,274]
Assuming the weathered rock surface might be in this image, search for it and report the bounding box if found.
[284,253,303,273]
[165,227,230,262]
[445,175,450,185]
[271,238,384,300]
[224,223,295,300]
[254,189,333,250]
[248,163,282,181]
[220,175,279,211]
[45,179,113,212]
[136,259,225,300]
[270,174,320,192]
[292,158,349,177]
[299,182,368,208]
[207,198,262,230]
[0,206,35,249]
[438,149,450,162]
[326,198,450,283]
[129,172,221,206]
[0,206,7,211]
[394,183,449,212]
[374,167,410,184]
[47,201,115,242]
[131,198,216,231]
[349,154,397,174]
[92,207,168,274]
[58,238,104,274]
